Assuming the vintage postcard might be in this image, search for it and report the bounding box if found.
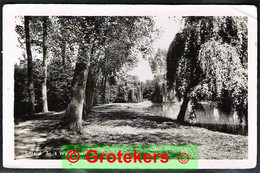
[2,4,257,170]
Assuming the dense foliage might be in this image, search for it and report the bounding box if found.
[167,16,248,122]
[149,49,174,103]
[14,16,158,121]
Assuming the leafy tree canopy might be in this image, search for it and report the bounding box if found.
[166,16,247,120]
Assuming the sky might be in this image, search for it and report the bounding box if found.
[127,16,182,82]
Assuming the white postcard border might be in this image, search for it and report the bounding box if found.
[2,4,257,169]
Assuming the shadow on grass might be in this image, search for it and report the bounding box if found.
[179,121,247,136]
[85,110,179,130]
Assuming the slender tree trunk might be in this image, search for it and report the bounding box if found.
[101,76,107,103]
[177,95,189,123]
[83,71,95,119]
[176,78,198,122]
[42,16,49,113]
[86,75,94,112]
[82,44,98,119]
[65,62,89,133]
[24,16,35,116]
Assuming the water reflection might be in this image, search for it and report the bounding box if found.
[146,101,245,125]
[146,102,180,120]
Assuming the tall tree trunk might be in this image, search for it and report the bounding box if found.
[65,62,89,133]
[42,16,49,113]
[176,77,198,122]
[86,75,94,112]
[177,95,189,123]
[101,76,107,103]
[83,71,95,119]
[24,16,35,116]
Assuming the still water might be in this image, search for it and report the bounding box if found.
[144,101,245,125]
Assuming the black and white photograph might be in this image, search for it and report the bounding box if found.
[2,4,257,169]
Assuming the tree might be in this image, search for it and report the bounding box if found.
[83,71,95,115]
[143,80,154,100]
[63,17,93,133]
[149,49,174,103]
[24,16,35,116]
[47,17,79,111]
[61,16,157,132]
[64,60,89,133]
[167,16,248,123]
[41,16,49,113]
[87,16,156,105]
[193,39,247,120]
[16,16,55,114]
[79,16,157,114]
[16,16,158,131]
[167,28,202,122]
[150,48,167,75]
